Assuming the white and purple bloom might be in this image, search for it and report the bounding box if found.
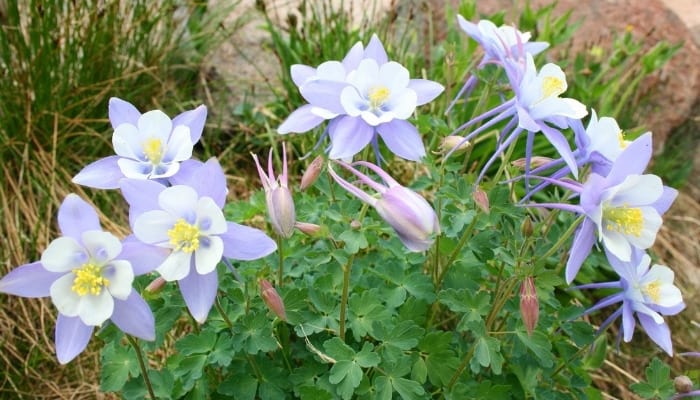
[0,194,161,364]
[575,249,685,356]
[252,143,296,238]
[72,97,207,189]
[328,160,439,251]
[448,53,586,187]
[120,158,276,322]
[448,16,549,113]
[278,35,444,162]
[527,136,677,283]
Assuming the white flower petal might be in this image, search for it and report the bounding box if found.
[112,123,142,160]
[601,229,632,261]
[104,260,135,300]
[50,273,81,316]
[164,125,193,162]
[117,158,152,179]
[379,62,410,93]
[609,175,663,207]
[81,231,122,264]
[385,88,417,120]
[625,207,661,249]
[316,61,346,81]
[196,198,227,235]
[42,237,86,272]
[134,210,177,245]
[149,161,180,179]
[159,185,198,218]
[79,289,114,326]
[137,110,172,143]
[194,236,224,275]
[349,59,380,95]
[156,251,192,281]
[340,86,366,117]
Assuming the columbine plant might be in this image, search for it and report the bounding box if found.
[0,194,157,363]
[72,97,207,188]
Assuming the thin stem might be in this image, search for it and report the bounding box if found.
[339,253,356,342]
[276,235,285,287]
[127,335,155,400]
[447,344,476,389]
[543,215,584,263]
[437,214,479,289]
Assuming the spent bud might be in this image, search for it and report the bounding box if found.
[260,279,287,321]
[520,276,539,336]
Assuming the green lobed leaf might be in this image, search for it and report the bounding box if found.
[630,358,675,399]
[100,341,140,392]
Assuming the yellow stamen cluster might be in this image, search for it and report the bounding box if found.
[168,219,200,253]
[642,280,662,303]
[143,138,164,165]
[368,85,390,109]
[541,76,565,99]
[604,204,644,237]
[617,130,628,149]
[71,263,109,296]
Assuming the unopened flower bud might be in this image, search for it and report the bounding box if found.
[350,220,362,230]
[375,185,440,252]
[511,156,553,170]
[675,375,693,394]
[145,276,167,293]
[294,221,322,237]
[300,156,324,191]
[440,136,470,154]
[260,279,287,321]
[473,187,490,214]
[520,276,539,336]
[267,186,296,238]
[521,217,533,237]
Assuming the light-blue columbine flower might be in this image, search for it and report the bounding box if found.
[72,97,207,189]
[120,158,276,322]
[575,249,684,356]
[0,194,161,363]
[278,35,444,162]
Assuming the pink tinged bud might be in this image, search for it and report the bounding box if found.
[294,221,322,237]
[375,186,440,252]
[252,143,296,238]
[440,136,471,154]
[511,156,553,170]
[300,155,324,191]
[260,279,287,321]
[473,187,490,214]
[350,220,362,230]
[674,376,693,393]
[145,276,167,293]
[520,276,539,336]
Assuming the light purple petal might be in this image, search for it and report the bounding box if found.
[278,104,327,134]
[120,179,167,227]
[621,303,636,342]
[540,123,578,179]
[328,116,374,159]
[364,34,388,65]
[119,236,169,275]
[408,79,444,106]
[168,159,205,186]
[654,186,678,215]
[111,290,155,341]
[637,313,673,356]
[606,132,652,185]
[55,314,94,364]
[172,105,207,143]
[179,268,218,323]
[58,194,101,240]
[179,158,227,208]
[71,156,125,189]
[516,105,541,132]
[299,80,347,114]
[0,262,62,298]
[342,42,364,71]
[291,64,316,87]
[108,97,141,129]
[221,222,276,260]
[376,120,425,161]
[565,219,596,284]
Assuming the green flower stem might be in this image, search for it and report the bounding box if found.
[276,235,285,287]
[447,343,476,389]
[127,335,155,400]
[544,215,584,264]
[437,213,479,290]
[491,134,518,186]
[338,253,356,343]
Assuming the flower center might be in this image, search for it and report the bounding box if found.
[167,218,200,253]
[368,85,390,109]
[143,138,164,165]
[642,280,661,303]
[71,263,109,296]
[541,76,565,99]
[603,204,644,237]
